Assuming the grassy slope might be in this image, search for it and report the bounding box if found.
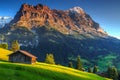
[0,48,13,61]
[0,62,110,80]
[0,48,110,80]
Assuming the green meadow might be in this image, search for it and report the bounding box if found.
[0,48,110,80]
[0,62,111,80]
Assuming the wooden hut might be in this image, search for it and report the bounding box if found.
[8,50,37,64]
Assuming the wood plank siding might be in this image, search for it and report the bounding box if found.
[8,50,37,64]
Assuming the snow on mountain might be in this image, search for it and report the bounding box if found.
[69,7,85,14]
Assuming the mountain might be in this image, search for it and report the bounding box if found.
[5,3,107,36]
[1,3,120,70]
[0,24,2,28]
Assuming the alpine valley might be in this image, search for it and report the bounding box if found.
[0,3,120,70]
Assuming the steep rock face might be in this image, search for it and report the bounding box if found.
[8,3,107,37]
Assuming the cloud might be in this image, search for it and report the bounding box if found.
[4,16,11,19]
[0,16,12,20]
[0,16,2,19]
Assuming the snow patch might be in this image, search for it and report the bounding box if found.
[69,7,85,14]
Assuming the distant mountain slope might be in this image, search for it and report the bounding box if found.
[0,61,109,80]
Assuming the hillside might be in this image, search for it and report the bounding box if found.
[0,48,12,61]
[0,61,110,80]
[0,48,109,80]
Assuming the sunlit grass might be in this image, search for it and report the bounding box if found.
[0,48,13,61]
[0,61,111,80]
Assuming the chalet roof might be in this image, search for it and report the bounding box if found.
[8,50,37,58]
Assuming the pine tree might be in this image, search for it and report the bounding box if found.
[76,55,83,70]
[68,62,73,68]
[112,66,118,80]
[88,67,92,73]
[93,65,98,73]
[45,53,55,64]
[107,66,113,78]
[107,66,118,80]
[11,40,20,52]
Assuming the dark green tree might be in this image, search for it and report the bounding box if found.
[112,67,118,80]
[68,62,73,68]
[11,40,20,52]
[45,53,55,64]
[107,66,113,78]
[0,43,8,49]
[88,67,92,73]
[107,66,118,80]
[76,55,83,70]
[93,65,98,73]
[118,71,120,80]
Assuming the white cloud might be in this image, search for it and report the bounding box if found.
[4,16,11,19]
[0,16,12,20]
[0,16,2,19]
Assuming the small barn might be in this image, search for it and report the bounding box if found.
[8,50,37,64]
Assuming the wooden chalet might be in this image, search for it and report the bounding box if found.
[8,50,37,64]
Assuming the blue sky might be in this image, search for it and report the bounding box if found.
[0,0,120,38]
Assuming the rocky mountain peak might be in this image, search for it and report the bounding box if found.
[7,3,107,37]
[20,3,49,11]
[69,7,85,15]
[35,4,44,10]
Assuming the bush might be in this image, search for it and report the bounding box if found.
[0,43,8,49]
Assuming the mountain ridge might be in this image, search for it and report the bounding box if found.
[5,3,107,37]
